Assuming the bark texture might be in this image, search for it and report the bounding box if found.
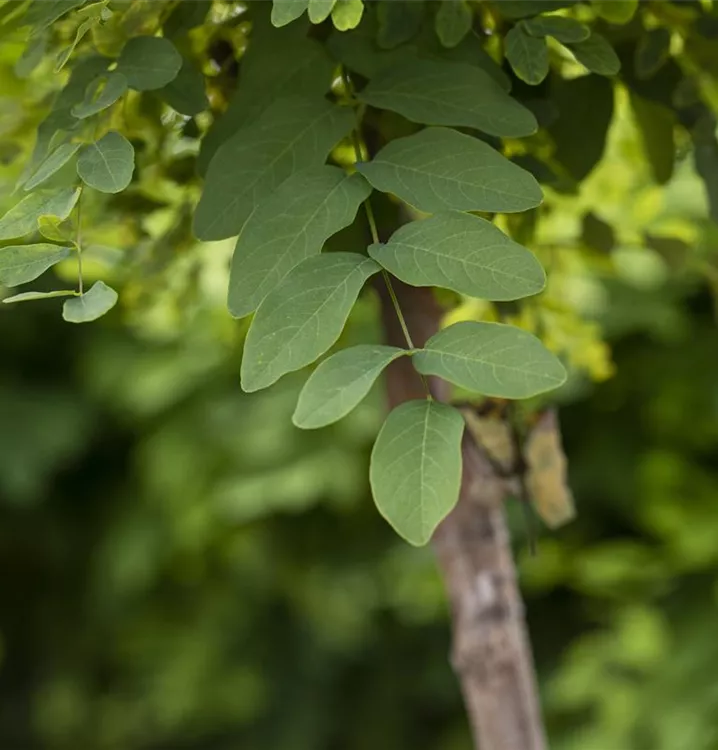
[378,280,548,750]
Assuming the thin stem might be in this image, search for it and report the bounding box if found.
[75,188,84,295]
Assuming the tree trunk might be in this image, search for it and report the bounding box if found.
[378,280,548,750]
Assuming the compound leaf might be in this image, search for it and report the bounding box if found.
[62,280,118,322]
[0,243,73,287]
[76,131,134,193]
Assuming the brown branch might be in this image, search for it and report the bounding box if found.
[377,279,548,750]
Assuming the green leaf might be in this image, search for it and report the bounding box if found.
[116,36,182,91]
[22,0,86,34]
[569,33,621,76]
[413,321,567,398]
[71,73,128,119]
[522,15,589,43]
[358,59,536,138]
[271,0,309,27]
[76,131,134,193]
[0,243,73,287]
[241,253,380,392]
[2,289,76,304]
[377,0,424,48]
[62,280,118,322]
[228,168,371,318]
[308,0,335,23]
[370,400,464,546]
[331,0,364,30]
[634,27,671,80]
[55,17,97,72]
[435,0,472,48]
[505,25,549,85]
[630,93,675,184]
[38,215,73,243]
[368,211,545,300]
[356,127,543,214]
[496,1,578,20]
[15,32,48,78]
[194,97,354,241]
[0,188,80,241]
[293,345,407,429]
[24,142,81,191]
[158,58,207,116]
[593,0,637,24]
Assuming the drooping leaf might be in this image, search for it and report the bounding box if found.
[194,97,354,241]
[62,280,118,322]
[630,93,675,184]
[0,243,73,287]
[158,58,207,116]
[22,0,86,34]
[76,131,134,193]
[71,73,128,119]
[495,1,578,20]
[228,168,371,318]
[0,188,80,241]
[2,289,76,304]
[569,33,621,76]
[505,24,549,85]
[241,253,381,392]
[368,211,545,300]
[357,59,537,137]
[308,0,335,23]
[55,17,97,72]
[435,0,472,48]
[356,127,543,214]
[24,142,81,191]
[522,15,589,43]
[37,216,73,243]
[293,345,407,429]
[116,36,182,91]
[376,0,424,48]
[271,0,309,27]
[331,0,364,30]
[413,321,567,398]
[634,27,671,80]
[370,400,464,546]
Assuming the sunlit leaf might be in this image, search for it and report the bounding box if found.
[505,25,549,85]
[413,321,567,398]
[357,59,537,137]
[228,168,371,318]
[0,243,73,287]
[522,15,589,43]
[594,0,637,24]
[116,36,182,91]
[435,0,472,48]
[0,188,80,241]
[308,0,335,23]
[76,131,134,193]
[356,127,543,214]
[370,399,464,546]
[37,215,73,243]
[72,73,128,119]
[24,142,81,191]
[331,0,363,30]
[62,280,118,322]
[368,211,545,300]
[293,345,407,429]
[241,253,380,392]
[271,0,309,26]
[569,33,621,76]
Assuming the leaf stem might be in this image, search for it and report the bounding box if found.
[75,187,84,295]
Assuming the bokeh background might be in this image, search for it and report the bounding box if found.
[3,7,718,750]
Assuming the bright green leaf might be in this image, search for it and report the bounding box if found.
[522,15,589,43]
[368,211,545,300]
[76,131,134,193]
[414,321,567,398]
[241,253,380,392]
[357,59,537,137]
[0,243,73,287]
[331,0,364,30]
[370,400,464,546]
[594,0,637,24]
[435,0,472,49]
[158,58,207,116]
[37,215,73,243]
[0,188,80,241]
[505,25,549,85]
[228,167,371,318]
[356,127,543,214]
[62,280,118,322]
[308,0,335,23]
[496,1,578,19]
[569,33,621,76]
[271,0,309,26]
[293,345,407,429]
[72,73,128,119]
[2,289,76,304]
[194,97,354,241]
[116,36,182,91]
[24,142,81,191]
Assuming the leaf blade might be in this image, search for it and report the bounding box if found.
[0,188,80,241]
[522,15,589,43]
[24,142,81,191]
[0,243,73,287]
[116,36,182,91]
[71,73,128,119]
[62,280,118,322]
[569,33,621,77]
[3,289,76,304]
[505,25,549,85]
[76,131,135,193]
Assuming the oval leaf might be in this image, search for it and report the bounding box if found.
[308,0,335,23]
[3,289,76,304]
[271,0,309,26]
[0,188,80,241]
[241,253,381,393]
[522,15,589,43]
[159,58,207,116]
[370,400,464,546]
[356,127,543,214]
[194,97,354,241]
[357,59,537,137]
[24,142,81,191]
[293,345,407,429]
[414,321,567,398]
[228,167,371,318]
[505,25,549,85]
[71,72,128,119]
[368,211,545,300]
[331,0,364,30]
[435,0,472,48]
[62,280,118,322]
[77,131,134,193]
[0,243,72,287]
[117,36,182,91]
[569,33,621,76]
